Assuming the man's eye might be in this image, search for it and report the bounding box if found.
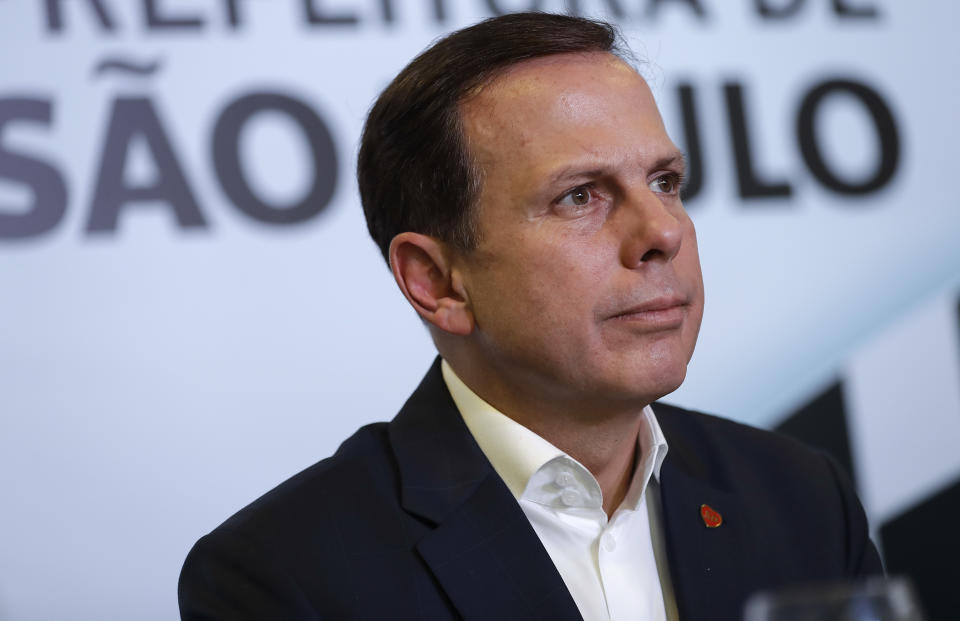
[649,174,680,194]
[558,186,593,207]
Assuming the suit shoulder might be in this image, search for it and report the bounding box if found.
[652,402,883,578]
[653,401,830,475]
[653,401,861,544]
[206,422,399,545]
[652,401,856,514]
[180,422,416,618]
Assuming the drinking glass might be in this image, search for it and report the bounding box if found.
[743,577,925,621]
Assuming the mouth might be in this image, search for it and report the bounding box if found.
[607,296,688,330]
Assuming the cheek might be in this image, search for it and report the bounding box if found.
[677,250,705,359]
[526,247,610,318]
[484,250,603,338]
[676,220,704,292]
[468,224,619,334]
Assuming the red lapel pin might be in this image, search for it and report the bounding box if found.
[700,504,723,528]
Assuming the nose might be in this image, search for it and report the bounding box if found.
[618,188,685,269]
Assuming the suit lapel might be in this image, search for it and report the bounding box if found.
[655,404,752,621]
[389,359,582,621]
[417,474,584,621]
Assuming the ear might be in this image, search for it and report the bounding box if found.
[389,233,474,336]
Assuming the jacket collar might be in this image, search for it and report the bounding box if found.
[388,357,491,523]
[388,358,582,621]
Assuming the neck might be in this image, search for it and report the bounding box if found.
[444,353,646,518]
[520,404,642,517]
[535,413,641,517]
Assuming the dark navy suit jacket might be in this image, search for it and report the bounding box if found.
[179,359,882,620]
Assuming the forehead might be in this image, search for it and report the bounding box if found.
[470,51,642,105]
[460,52,674,183]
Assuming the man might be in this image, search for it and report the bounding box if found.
[179,13,881,620]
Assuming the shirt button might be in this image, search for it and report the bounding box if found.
[601,533,616,552]
[556,470,575,487]
[560,489,581,506]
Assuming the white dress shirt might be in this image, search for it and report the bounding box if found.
[441,360,679,621]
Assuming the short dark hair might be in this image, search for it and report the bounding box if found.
[357,12,628,261]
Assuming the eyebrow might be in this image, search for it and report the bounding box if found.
[546,150,687,186]
[651,151,687,175]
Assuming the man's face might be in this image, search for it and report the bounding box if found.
[454,52,704,412]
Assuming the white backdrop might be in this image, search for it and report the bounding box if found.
[2,1,958,619]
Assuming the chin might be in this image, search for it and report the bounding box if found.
[621,354,689,403]
[653,372,686,401]
[645,371,686,402]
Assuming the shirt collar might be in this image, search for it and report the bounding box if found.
[441,359,669,511]
[442,359,562,498]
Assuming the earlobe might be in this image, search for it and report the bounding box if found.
[389,233,474,336]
